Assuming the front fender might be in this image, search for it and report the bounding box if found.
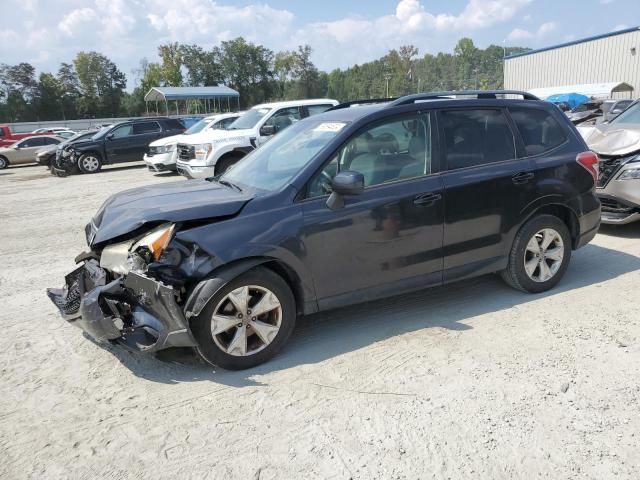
[183,258,270,320]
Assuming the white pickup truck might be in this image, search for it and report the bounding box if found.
[175,98,338,178]
[144,112,242,172]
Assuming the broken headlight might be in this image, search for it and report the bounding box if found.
[618,167,640,180]
[99,224,175,275]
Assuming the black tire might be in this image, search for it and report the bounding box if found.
[215,154,242,175]
[191,267,296,370]
[77,153,102,174]
[501,214,572,293]
[0,156,8,169]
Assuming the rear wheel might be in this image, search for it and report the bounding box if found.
[0,156,8,169]
[501,214,571,293]
[78,153,102,174]
[191,267,296,370]
[215,154,242,175]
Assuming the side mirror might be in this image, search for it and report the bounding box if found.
[106,133,114,140]
[326,170,364,210]
[260,125,276,136]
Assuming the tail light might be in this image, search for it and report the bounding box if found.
[576,151,599,183]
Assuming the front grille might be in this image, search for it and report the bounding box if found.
[597,156,624,188]
[177,144,195,161]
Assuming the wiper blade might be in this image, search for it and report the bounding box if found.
[218,179,242,192]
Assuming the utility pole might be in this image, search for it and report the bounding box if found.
[417,78,421,94]
[384,73,392,98]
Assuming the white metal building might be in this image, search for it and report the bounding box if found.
[504,27,640,99]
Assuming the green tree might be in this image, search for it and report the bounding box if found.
[158,43,183,87]
[74,51,126,117]
[180,44,221,86]
[35,73,62,120]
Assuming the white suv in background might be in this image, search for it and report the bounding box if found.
[144,112,242,172]
[175,98,338,178]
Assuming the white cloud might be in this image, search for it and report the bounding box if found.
[600,0,615,4]
[507,21,556,41]
[613,24,629,30]
[2,0,534,83]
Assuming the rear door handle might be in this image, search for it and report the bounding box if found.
[512,171,534,184]
[413,192,442,206]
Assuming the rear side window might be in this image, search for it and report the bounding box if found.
[441,109,516,170]
[21,137,46,147]
[133,121,161,135]
[509,107,567,156]
[306,104,334,116]
[165,119,185,130]
[44,137,61,145]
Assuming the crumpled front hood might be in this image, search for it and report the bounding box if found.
[578,123,640,156]
[91,180,253,246]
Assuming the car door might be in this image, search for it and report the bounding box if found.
[257,107,303,146]
[300,111,444,309]
[104,124,134,163]
[437,107,536,281]
[15,137,47,164]
[130,121,163,160]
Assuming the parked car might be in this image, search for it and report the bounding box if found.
[0,125,55,148]
[51,118,185,175]
[47,90,600,370]
[566,99,604,125]
[144,112,242,173]
[32,127,77,135]
[35,131,95,168]
[602,99,634,123]
[176,99,338,178]
[578,100,640,224]
[0,135,63,169]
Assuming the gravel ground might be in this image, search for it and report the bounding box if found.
[1,163,639,480]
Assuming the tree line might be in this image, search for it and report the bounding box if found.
[0,38,528,123]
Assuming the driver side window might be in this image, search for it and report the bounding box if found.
[306,113,432,198]
[264,107,302,133]
[111,125,133,139]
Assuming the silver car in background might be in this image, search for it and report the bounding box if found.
[579,100,640,224]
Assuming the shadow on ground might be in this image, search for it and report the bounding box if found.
[104,243,640,386]
[598,222,640,239]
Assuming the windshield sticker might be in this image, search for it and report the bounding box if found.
[314,122,347,132]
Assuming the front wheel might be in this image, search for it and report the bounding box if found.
[78,154,102,174]
[191,267,296,370]
[501,214,572,293]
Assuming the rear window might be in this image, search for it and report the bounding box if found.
[509,107,567,157]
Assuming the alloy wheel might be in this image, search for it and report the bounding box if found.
[523,228,565,283]
[81,156,100,172]
[210,285,282,356]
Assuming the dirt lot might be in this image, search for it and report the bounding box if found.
[1,163,639,480]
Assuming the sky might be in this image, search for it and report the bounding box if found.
[1,0,638,87]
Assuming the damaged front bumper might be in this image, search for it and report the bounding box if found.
[47,259,196,352]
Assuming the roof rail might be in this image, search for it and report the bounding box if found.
[387,90,540,108]
[328,97,398,111]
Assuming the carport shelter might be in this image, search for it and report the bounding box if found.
[144,86,240,115]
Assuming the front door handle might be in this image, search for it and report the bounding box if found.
[413,192,442,206]
[512,171,534,184]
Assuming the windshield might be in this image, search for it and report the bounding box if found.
[611,101,640,124]
[185,118,210,134]
[221,119,348,192]
[91,126,111,140]
[227,108,271,130]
